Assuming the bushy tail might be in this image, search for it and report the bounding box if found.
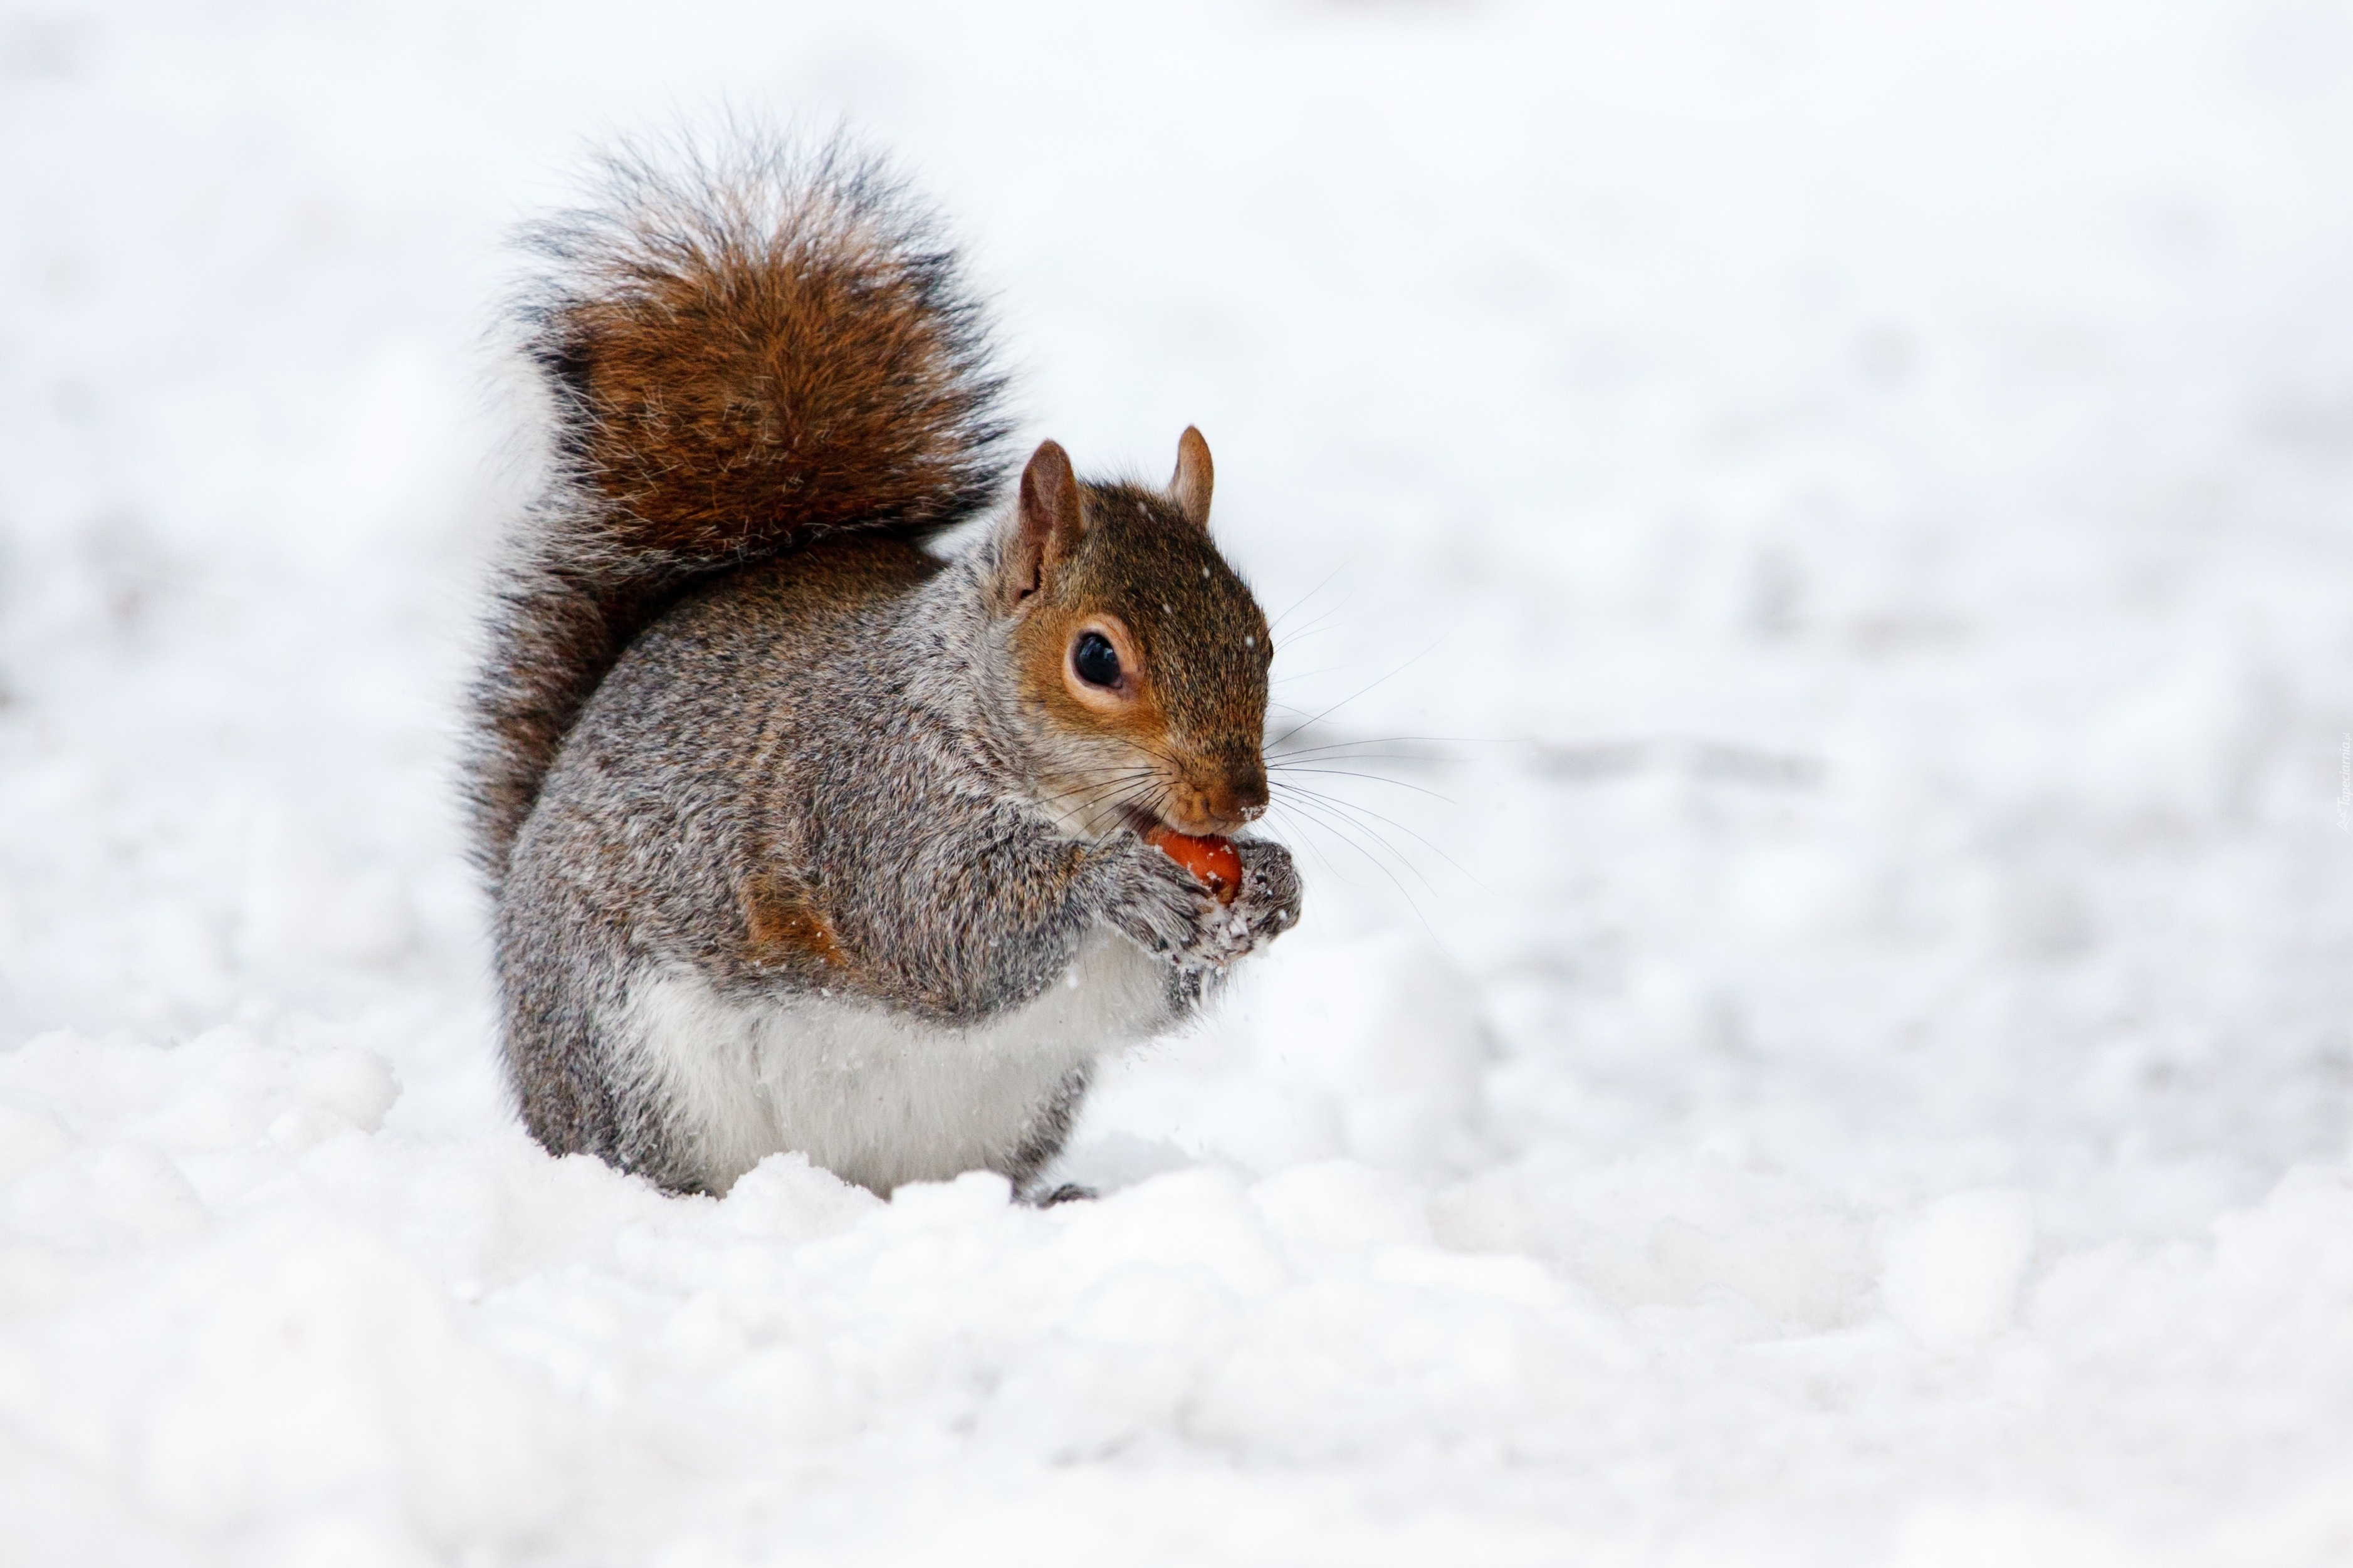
[464,134,1011,888]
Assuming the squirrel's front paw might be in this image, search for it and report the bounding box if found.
[1229,838,1304,956]
[1100,834,1302,972]
[1099,837,1232,970]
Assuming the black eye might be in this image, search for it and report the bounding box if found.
[1072,631,1122,688]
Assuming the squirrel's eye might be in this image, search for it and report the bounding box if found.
[1072,631,1122,688]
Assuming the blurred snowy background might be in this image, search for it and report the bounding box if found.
[6,1,2353,1563]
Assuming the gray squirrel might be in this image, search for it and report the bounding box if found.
[463,138,1303,1201]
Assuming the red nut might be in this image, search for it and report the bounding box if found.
[1145,825,1242,904]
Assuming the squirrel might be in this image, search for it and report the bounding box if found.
[463,138,1304,1202]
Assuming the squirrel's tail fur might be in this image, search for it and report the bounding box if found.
[465,135,1011,887]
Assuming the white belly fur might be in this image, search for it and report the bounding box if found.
[614,928,1170,1194]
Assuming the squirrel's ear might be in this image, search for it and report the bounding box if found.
[1168,426,1213,531]
[1005,439,1084,611]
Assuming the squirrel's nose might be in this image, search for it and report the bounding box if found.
[1222,763,1270,824]
[1174,761,1269,836]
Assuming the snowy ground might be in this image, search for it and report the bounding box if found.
[6,1,2353,1562]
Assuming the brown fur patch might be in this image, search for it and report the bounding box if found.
[743,870,849,969]
[528,144,1009,554]
[558,216,989,549]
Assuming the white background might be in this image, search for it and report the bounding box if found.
[4,2,2353,1563]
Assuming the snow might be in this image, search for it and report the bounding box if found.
[6,0,2353,1562]
[1879,1188,2036,1350]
